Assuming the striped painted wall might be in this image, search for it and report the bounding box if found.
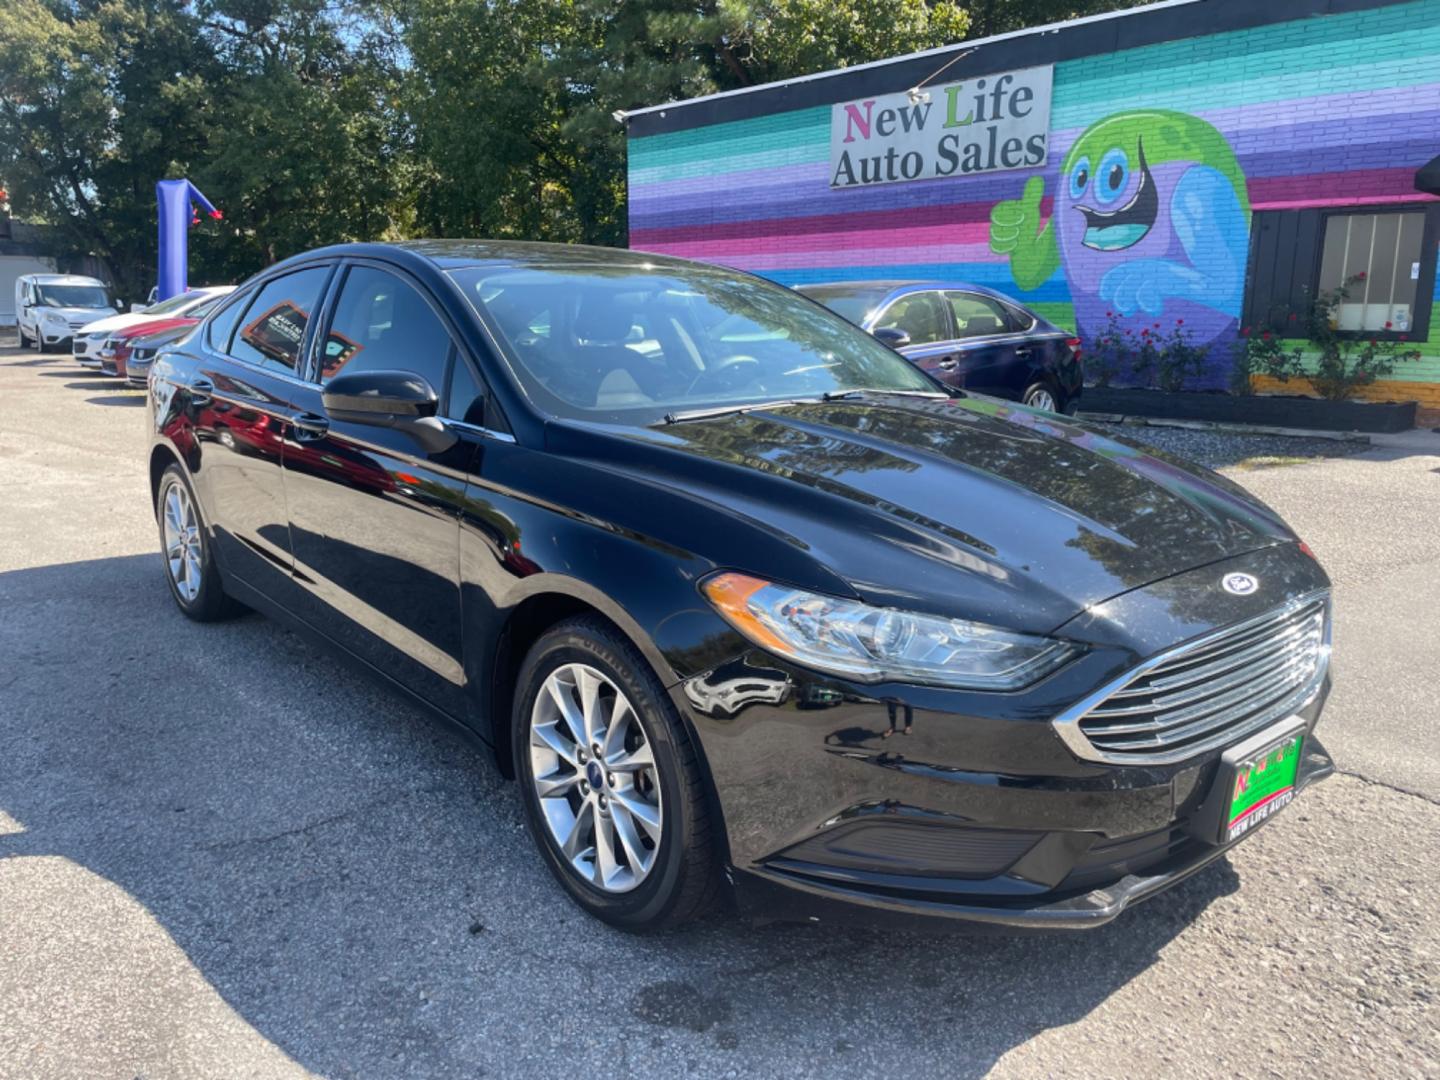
[628,0,1440,400]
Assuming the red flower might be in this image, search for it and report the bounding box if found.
[1368,339,1377,347]
[1399,334,1409,341]
[1288,313,1298,322]
[1241,326,1251,337]
[1176,318,1185,325]
[1263,331,1273,341]
[1105,310,1114,318]
[1385,321,1393,329]
[1356,271,1367,279]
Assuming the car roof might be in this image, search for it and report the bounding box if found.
[797,280,1022,303]
[267,240,708,275]
[24,274,107,285]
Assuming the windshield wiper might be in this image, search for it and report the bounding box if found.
[821,388,951,400]
[663,397,828,424]
[662,388,954,424]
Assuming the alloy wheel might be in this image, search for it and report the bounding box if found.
[161,480,203,602]
[528,662,663,893]
[1027,387,1058,412]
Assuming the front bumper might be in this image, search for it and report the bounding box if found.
[732,733,1333,931]
[673,543,1333,930]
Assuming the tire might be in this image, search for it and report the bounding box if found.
[1022,381,1060,413]
[513,616,722,931]
[155,463,245,622]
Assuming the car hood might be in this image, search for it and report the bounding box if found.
[44,306,119,328]
[76,311,153,335]
[555,395,1298,634]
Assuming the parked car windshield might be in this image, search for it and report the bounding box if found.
[796,284,894,326]
[450,263,938,421]
[35,284,114,309]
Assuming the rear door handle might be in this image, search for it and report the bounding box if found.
[185,377,213,405]
[291,412,330,439]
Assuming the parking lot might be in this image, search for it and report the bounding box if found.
[1,338,1436,1078]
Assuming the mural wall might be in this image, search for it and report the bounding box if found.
[628,0,1440,402]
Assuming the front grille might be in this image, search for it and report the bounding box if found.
[1059,593,1329,764]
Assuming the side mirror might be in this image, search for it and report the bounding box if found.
[872,326,911,349]
[321,369,457,455]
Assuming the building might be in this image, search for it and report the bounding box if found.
[624,0,1440,411]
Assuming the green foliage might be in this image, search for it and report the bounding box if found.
[1,0,1142,292]
[1238,273,1423,401]
[1085,313,1208,392]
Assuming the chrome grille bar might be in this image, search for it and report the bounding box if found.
[1052,592,1330,765]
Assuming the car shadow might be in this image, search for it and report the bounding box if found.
[63,379,127,391]
[85,394,144,407]
[0,553,1239,1078]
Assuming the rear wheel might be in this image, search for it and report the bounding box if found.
[514,616,722,930]
[155,463,245,621]
[1022,381,1060,413]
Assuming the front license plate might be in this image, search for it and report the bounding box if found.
[1218,723,1305,844]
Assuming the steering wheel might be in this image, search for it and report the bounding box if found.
[688,354,761,395]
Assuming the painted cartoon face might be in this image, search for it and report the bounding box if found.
[1067,139,1158,252]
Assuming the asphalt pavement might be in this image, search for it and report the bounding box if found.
[1,341,1436,1079]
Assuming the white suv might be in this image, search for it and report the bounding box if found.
[16,274,118,352]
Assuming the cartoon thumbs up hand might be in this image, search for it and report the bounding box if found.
[988,176,1058,292]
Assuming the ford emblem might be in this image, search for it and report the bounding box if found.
[1222,572,1259,596]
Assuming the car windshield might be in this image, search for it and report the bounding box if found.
[797,285,894,327]
[449,263,938,421]
[143,291,207,316]
[35,284,113,309]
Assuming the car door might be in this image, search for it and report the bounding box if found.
[869,291,960,381]
[183,264,334,598]
[280,260,478,715]
[943,291,1031,399]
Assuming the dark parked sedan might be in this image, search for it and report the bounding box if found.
[148,242,1332,932]
[798,280,1083,413]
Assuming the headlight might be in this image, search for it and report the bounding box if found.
[43,313,67,327]
[701,572,1080,690]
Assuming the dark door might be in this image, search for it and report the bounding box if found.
[188,265,332,597]
[941,291,1030,398]
[871,291,963,383]
[281,262,477,714]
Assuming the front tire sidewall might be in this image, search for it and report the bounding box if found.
[155,464,230,621]
[513,629,692,930]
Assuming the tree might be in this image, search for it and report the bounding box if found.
[963,0,1147,39]
[0,0,217,299]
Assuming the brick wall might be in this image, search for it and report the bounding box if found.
[628,0,1440,402]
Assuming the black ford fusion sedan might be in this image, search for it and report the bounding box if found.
[147,241,1333,932]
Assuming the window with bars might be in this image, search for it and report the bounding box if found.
[1318,211,1427,334]
[1244,205,1437,343]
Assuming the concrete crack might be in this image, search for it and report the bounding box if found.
[202,790,414,851]
[1333,768,1440,809]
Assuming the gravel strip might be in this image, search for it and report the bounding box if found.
[1098,421,1369,470]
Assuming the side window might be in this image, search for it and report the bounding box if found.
[946,292,1013,339]
[445,355,486,426]
[319,265,452,392]
[874,292,951,345]
[230,267,330,373]
[206,291,249,351]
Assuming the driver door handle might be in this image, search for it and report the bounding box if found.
[291,411,330,439]
[936,357,958,370]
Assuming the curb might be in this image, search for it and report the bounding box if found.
[1075,412,1372,444]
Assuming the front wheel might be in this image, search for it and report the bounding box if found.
[155,463,245,622]
[513,616,722,930]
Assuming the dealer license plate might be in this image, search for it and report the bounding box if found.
[1218,723,1305,844]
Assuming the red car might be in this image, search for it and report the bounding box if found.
[99,317,198,377]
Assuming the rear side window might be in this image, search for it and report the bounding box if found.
[946,292,1018,338]
[206,292,249,351]
[229,267,331,373]
[318,266,453,392]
